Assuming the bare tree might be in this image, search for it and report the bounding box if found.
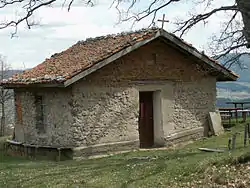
[0,0,95,37]
[0,56,13,136]
[0,0,250,66]
[111,0,250,68]
[236,0,250,48]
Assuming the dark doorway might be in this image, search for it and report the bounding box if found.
[139,91,154,148]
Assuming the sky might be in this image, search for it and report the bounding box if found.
[0,0,236,69]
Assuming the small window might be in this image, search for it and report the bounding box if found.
[35,95,45,133]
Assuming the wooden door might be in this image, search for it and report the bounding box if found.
[139,91,154,148]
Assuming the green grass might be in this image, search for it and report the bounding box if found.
[1,123,250,188]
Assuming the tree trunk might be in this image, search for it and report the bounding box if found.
[236,0,250,48]
[0,116,5,137]
[0,86,5,136]
[0,102,5,137]
[0,97,5,136]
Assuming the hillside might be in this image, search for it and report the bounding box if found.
[217,54,250,106]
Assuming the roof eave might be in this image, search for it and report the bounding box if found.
[2,82,65,89]
[216,74,238,82]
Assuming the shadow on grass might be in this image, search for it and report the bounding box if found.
[0,151,29,164]
[222,123,237,129]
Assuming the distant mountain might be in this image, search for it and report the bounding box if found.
[228,54,250,82]
[217,54,250,106]
[4,70,23,79]
[216,54,250,81]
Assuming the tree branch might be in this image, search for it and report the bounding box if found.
[0,0,57,36]
[121,0,180,27]
[0,0,24,8]
[174,5,238,37]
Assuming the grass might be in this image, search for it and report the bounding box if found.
[1,122,250,188]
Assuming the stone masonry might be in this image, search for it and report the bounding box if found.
[14,88,74,147]
[13,39,216,150]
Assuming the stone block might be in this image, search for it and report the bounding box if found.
[208,112,224,136]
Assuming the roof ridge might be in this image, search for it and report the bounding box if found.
[49,27,162,60]
[74,27,160,45]
[50,27,160,59]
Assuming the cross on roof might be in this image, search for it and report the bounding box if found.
[158,14,169,29]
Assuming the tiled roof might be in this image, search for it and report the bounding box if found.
[2,28,238,86]
[3,28,159,85]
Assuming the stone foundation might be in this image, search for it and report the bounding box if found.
[5,127,204,160]
[5,140,139,160]
[164,127,204,146]
[72,140,139,158]
[5,140,73,161]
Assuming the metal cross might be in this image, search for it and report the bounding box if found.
[158,14,169,29]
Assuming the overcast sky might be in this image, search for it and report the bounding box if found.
[0,0,235,69]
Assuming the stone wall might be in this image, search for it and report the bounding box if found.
[81,40,206,86]
[71,39,216,147]
[163,78,216,138]
[71,85,139,146]
[14,88,74,147]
